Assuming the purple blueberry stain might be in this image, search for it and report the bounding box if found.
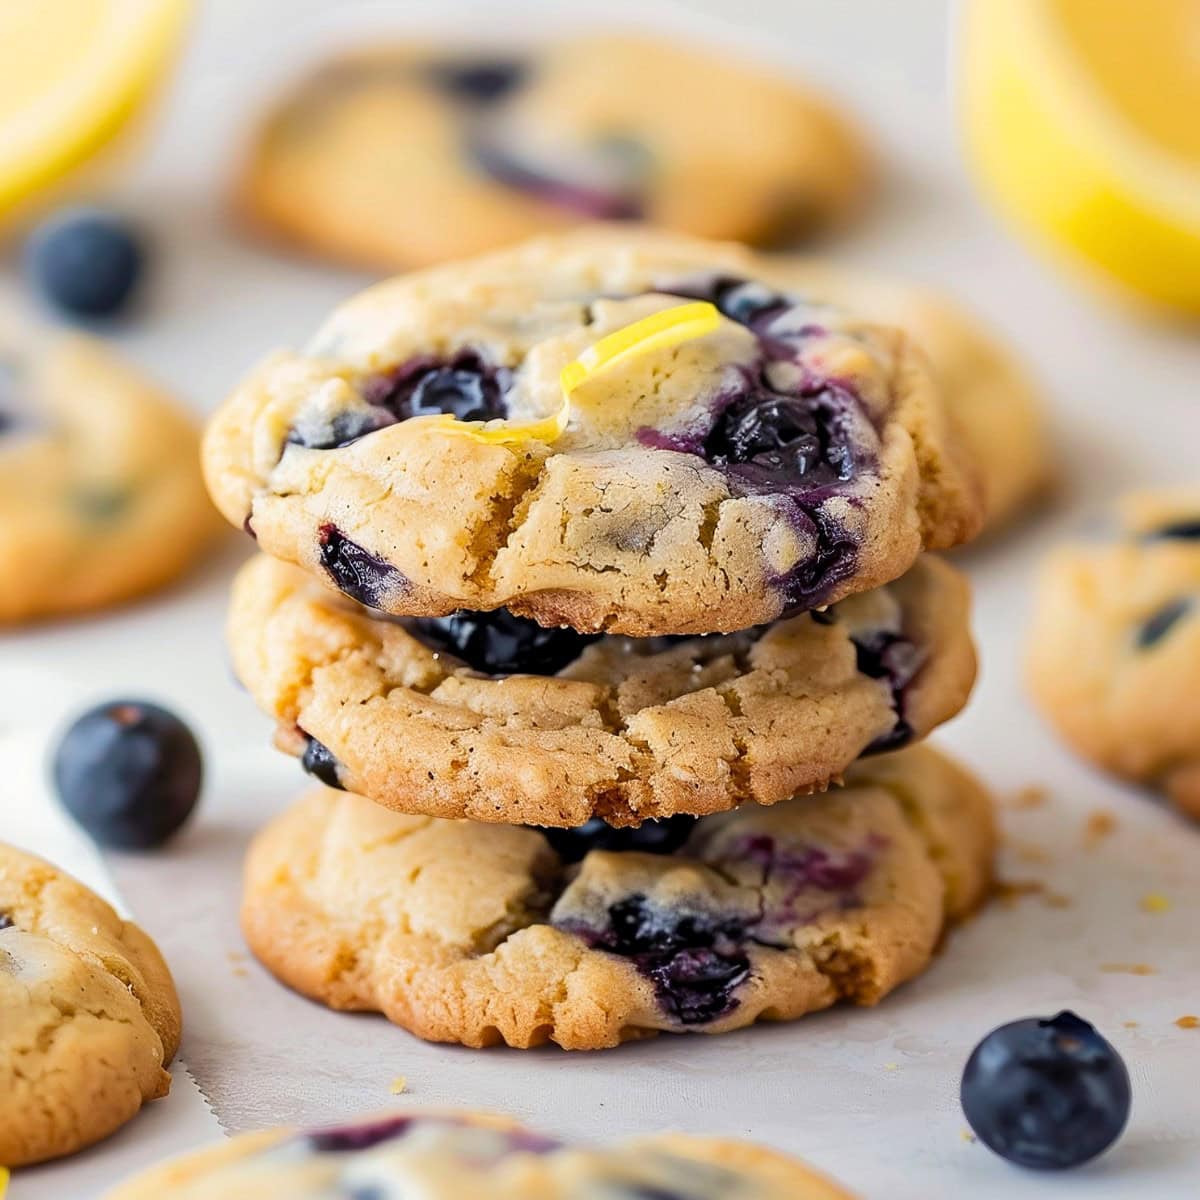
[306,1115,416,1153]
[317,524,408,610]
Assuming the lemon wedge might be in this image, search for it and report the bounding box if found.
[961,0,1200,314]
[0,0,191,222]
[426,300,721,447]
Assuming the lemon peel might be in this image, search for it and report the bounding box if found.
[428,300,721,446]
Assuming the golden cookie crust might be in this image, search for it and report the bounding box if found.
[0,326,219,624]
[236,36,870,270]
[229,553,975,826]
[107,1109,855,1199]
[1028,487,1200,816]
[239,744,993,1051]
[204,228,982,636]
[0,844,181,1166]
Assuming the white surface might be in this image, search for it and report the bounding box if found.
[4,0,1200,1196]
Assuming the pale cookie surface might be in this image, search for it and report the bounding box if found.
[237,36,869,270]
[107,1109,854,1199]
[0,324,218,623]
[1028,487,1200,816]
[229,553,975,826]
[204,229,982,636]
[771,260,1049,533]
[0,844,181,1166]
[240,744,993,1050]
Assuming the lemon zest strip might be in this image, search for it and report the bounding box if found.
[427,300,720,447]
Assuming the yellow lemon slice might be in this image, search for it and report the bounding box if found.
[0,0,191,222]
[961,0,1200,314]
[427,300,721,446]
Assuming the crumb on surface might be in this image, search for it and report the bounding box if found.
[1084,810,1117,846]
[994,878,1071,908]
[883,1062,899,1071]
[390,1076,408,1095]
[1006,785,1048,810]
[1140,892,1171,913]
[1123,1021,1139,1029]
[1176,1016,1199,1030]
[1100,963,1156,976]
[961,1129,977,1144]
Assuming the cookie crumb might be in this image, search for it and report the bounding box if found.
[1123,1021,1139,1029]
[1084,810,1117,846]
[1176,1016,1199,1030]
[1140,892,1171,913]
[1007,785,1048,810]
[961,1129,977,1143]
[883,1062,899,1071]
[390,1076,408,1095]
[1100,963,1156,976]
[994,878,1071,908]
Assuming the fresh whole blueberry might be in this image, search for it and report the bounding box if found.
[409,609,599,675]
[961,1010,1131,1170]
[26,208,145,318]
[363,352,510,426]
[52,701,202,848]
[539,815,697,864]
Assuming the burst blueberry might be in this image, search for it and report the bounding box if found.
[410,609,599,675]
[540,815,697,864]
[961,1010,1131,1170]
[301,735,346,791]
[317,525,408,609]
[26,208,145,318]
[53,701,202,848]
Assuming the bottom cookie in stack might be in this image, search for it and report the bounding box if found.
[106,1108,853,1199]
[241,743,993,1051]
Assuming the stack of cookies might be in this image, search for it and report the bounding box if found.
[203,228,996,1051]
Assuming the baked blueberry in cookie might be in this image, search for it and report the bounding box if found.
[0,844,181,1166]
[108,1109,854,1198]
[239,744,993,1050]
[236,36,870,271]
[230,553,975,827]
[1029,487,1200,817]
[205,229,981,637]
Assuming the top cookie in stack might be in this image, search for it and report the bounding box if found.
[205,228,982,636]
[206,228,986,826]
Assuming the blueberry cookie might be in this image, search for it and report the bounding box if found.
[0,325,218,623]
[770,261,1049,533]
[229,553,975,826]
[1028,488,1200,816]
[236,35,868,270]
[0,843,181,1166]
[204,229,982,635]
[240,744,993,1050]
[107,1110,852,1199]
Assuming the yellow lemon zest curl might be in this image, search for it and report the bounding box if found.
[426,300,721,447]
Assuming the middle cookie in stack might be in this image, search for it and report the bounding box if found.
[208,228,991,1047]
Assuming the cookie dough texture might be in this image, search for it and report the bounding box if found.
[229,553,976,826]
[240,744,994,1050]
[107,1110,853,1199]
[1028,487,1200,815]
[775,260,1049,532]
[0,844,181,1166]
[237,35,869,269]
[0,325,218,623]
[204,228,983,636]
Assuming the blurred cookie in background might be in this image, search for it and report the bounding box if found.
[0,317,220,624]
[235,34,870,270]
[768,261,1051,535]
[1028,487,1200,816]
